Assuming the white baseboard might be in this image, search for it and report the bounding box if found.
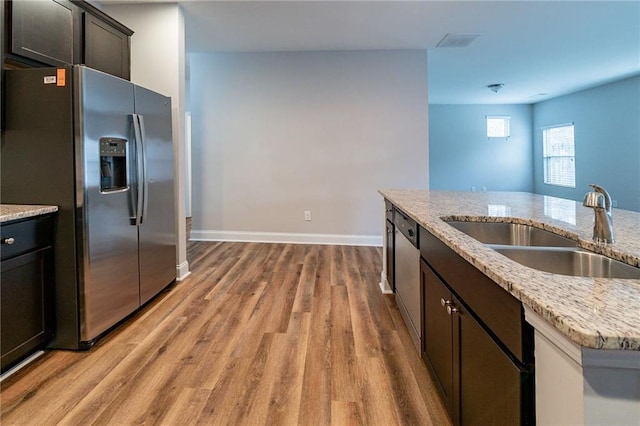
[176,261,191,281]
[190,230,383,247]
[379,271,394,294]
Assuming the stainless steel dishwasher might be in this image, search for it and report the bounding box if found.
[394,209,421,353]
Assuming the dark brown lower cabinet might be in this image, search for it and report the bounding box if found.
[422,260,454,414]
[385,219,395,291]
[420,227,534,425]
[458,293,530,425]
[385,200,395,291]
[1,215,55,372]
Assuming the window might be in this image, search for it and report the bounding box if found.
[486,115,510,138]
[543,124,575,187]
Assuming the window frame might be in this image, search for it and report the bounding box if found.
[486,115,511,139]
[542,123,576,188]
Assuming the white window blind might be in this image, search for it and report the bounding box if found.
[486,116,510,138]
[543,124,575,187]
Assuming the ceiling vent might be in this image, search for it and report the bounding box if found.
[436,33,481,48]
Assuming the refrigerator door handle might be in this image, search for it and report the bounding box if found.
[131,113,144,226]
[138,114,149,224]
[128,115,138,224]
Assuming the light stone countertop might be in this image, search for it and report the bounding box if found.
[380,189,640,351]
[1,204,58,223]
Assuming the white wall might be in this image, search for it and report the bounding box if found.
[189,50,429,245]
[103,3,190,278]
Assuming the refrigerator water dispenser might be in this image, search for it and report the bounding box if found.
[99,138,127,192]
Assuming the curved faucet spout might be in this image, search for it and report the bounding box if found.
[583,184,614,244]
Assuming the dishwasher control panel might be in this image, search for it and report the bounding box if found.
[394,209,418,248]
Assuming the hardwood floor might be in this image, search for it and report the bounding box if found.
[1,242,450,425]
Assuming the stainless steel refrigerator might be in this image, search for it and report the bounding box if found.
[1,66,176,349]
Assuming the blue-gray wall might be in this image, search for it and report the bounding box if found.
[533,75,640,211]
[429,104,534,192]
[429,76,640,212]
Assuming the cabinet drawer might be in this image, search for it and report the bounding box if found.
[1,215,54,261]
[420,226,532,363]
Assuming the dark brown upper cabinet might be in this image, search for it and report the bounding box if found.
[4,0,133,80]
[83,12,131,80]
[8,0,80,67]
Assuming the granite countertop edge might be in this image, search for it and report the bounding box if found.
[1,204,59,223]
[380,189,640,351]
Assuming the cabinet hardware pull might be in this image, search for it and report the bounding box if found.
[446,305,459,315]
[440,298,452,307]
[2,237,16,245]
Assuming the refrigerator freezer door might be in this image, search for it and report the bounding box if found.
[77,67,140,341]
[134,85,177,304]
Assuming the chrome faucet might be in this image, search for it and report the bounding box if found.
[582,184,614,243]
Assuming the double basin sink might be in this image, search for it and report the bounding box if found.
[447,221,640,279]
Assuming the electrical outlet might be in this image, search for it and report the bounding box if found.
[612,200,618,208]
[304,210,312,221]
[471,186,476,192]
[482,186,487,192]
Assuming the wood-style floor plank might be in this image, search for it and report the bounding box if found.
[1,241,450,425]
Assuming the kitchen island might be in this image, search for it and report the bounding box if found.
[380,190,640,425]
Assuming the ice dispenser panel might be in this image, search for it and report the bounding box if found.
[99,138,127,192]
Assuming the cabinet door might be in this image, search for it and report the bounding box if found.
[1,247,54,372]
[84,13,130,80]
[10,0,78,66]
[1,1,4,131]
[386,220,395,291]
[421,260,454,415]
[456,299,532,425]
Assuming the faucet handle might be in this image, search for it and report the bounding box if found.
[586,184,613,213]
[583,191,605,208]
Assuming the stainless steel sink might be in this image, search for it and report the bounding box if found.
[446,220,638,278]
[447,221,577,247]
[491,246,640,279]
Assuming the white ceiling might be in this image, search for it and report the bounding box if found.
[105,1,640,104]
